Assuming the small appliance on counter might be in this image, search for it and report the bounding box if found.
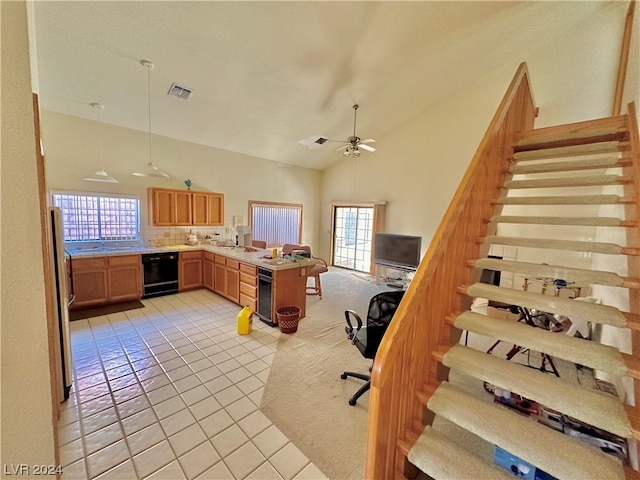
[236,225,252,246]
[185,231,199,245]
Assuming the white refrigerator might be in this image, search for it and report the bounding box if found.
[49,206,73,402]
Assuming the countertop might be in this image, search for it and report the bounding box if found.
[67,244,317,271]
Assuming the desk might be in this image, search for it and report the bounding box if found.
[522,277,582,298]
[374,263,415,289]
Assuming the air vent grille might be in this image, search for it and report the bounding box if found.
[168,83,192,100]
[314,137,328,145]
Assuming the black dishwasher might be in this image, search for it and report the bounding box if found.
[142,252,179,298]
[257,268,275,326]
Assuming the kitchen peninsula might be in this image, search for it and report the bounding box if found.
[68,244,316,326]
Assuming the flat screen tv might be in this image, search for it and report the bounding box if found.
[374,233,422,270]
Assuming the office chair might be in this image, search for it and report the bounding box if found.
[341,290,405,406]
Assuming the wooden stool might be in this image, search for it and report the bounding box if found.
[306,263,328,298]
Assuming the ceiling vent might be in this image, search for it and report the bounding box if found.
[167,83,192,100]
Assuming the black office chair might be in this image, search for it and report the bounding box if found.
[340,290,405,406]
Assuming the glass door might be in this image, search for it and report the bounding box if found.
[331,206,374,273]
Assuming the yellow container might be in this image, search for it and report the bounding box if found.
[237,306,253,335]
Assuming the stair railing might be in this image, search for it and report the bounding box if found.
[365,62,538,479]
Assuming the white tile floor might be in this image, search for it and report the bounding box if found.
[58,289,328,480]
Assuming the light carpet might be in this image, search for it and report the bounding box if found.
[261,268,389,480]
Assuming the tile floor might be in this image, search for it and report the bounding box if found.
[58,288,328,480]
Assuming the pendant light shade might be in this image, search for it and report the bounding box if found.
[133,60,170,178]
[84,103,118,183]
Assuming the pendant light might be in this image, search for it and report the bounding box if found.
[133,59,170,178]
[84,103,118,183]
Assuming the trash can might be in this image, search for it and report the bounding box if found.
[237,306,253,335]
[276,306,300,334]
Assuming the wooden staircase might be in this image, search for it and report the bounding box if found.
[365,63,640,480]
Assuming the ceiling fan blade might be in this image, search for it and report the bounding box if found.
[359,144,376,152]
[360,138,376,144]
[335,144,348,151]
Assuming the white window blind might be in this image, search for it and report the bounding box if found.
[250,202,302,247]
[52,192,140,242]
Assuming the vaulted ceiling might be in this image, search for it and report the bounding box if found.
[32,1,611,170]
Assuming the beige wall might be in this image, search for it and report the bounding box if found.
[1,0,57,467]
[41,110,322,248]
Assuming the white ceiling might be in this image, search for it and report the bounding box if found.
[32,1,610,171]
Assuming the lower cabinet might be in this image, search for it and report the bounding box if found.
[239,263,257,313]
[203,251,215,290]
[179,250,203,291]
[213,254,239,303]
[71,255,141,309]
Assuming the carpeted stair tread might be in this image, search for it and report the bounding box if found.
[490,215,628,227]
[510,156,625,174]
[483,235,637,256]
[428,382,624,480]
[442,345,632,438]
[466,283,629,327]
[495,194,628,205]
[504,174,626,189]
[454,311,627,376]
[512,141,621,160]
[408,426,513,480]
[473,258,630,288]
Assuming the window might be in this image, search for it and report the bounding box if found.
[249,201,302,247]
[52,192,140,242]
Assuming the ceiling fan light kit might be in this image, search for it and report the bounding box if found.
[133,59,170,179]
[300,104,376,158]
[84,102,119,184]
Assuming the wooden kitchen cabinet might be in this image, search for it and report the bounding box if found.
[239,262,257,313]
[179,250,203,291]
[213,254,239,302]
[202,251,215,291]
[71,257,109,309]
[108,255,142,303]
[192,192,224,226]
[148,188,223,226]
[71,255,141,309]
[148,188,192,226]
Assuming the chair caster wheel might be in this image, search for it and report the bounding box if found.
[348,398,357,406]
[340,373,347,380]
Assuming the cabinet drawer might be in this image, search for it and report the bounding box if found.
[239,294,256,313]
[180,250,202,260]
[73,256,108,269]
[215,254,227,265]
[240,263,257,275]
[227,259,240,270]
[239,272,257,287]
[239,282,256,298]
[108,254,140,266]
[203,251,215,262]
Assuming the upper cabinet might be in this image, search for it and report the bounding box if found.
[192,192,224,226]
[148,188,224,226]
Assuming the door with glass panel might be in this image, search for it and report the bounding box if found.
[331,206,374,273]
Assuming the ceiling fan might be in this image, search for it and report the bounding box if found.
[299,104,376,158]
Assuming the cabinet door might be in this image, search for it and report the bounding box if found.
[214,263,227,296]
[109,265,141,302]
[72,269,108,308]
[226,267,240,303]
[207,194,224,226]
[192,193,210,226]
[174,191,192,225]
[180,259,202,291]
[151,189,174,226]
[203,259,215,291]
